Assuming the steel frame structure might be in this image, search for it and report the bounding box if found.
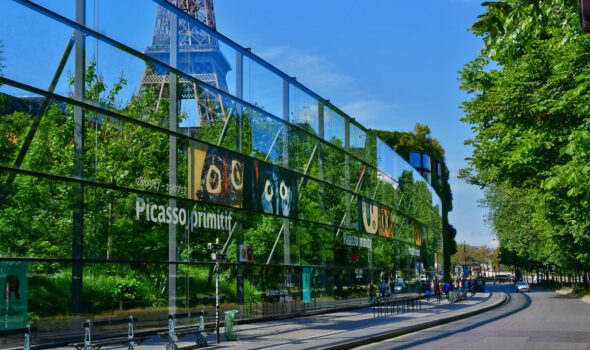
[2,0,443,321]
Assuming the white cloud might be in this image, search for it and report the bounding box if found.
[257,45,355,96]
[339,99,397,127]
[256,45,395,124]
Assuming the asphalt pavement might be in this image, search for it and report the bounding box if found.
[120,291,504,350]
[356,284,590,350]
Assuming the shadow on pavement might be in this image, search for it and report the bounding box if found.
[396,292,532,349]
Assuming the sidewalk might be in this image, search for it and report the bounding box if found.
[132,292,506,350]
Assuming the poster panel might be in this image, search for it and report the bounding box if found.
[188,142,244,208]
[358,198,394,237]
[378,207,393,238]
[302,267,311,304]
[0,261,28,331]
[357,197,378,234]
[245,160,298,218]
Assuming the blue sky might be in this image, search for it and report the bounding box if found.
[212,0,493,247]
[1,0,494,247]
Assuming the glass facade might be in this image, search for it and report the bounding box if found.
[409,151,438,186]
[0,0,442,345]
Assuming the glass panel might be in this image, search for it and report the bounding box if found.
[243,56,283,118]
[423,154,431,171]
[409,151,422,169]
[376,138,394,180]
[247,109,283,165]
[0,1,76,96]
[287,124,319,175]
[0,174,73,259]
[321,142,347,189]
[349,122,366,161]
[289,85,318,135]
[324,107,345,147]
[0,86,74,177]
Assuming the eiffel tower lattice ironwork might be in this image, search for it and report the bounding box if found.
[140,0,231,125]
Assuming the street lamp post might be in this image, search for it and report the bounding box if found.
[208,239,226,344]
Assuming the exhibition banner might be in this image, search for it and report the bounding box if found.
[188,142,244,208]
[245,160,298,219]
[378,207,394,238]
[358,197,378,234]
[357,198,394,238]
[0,261,28,331]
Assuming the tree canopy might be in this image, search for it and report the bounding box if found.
[460,0,590,276]
[373,124,445,161]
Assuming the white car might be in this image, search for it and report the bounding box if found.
[515,281,530,293]
[393,282,406,294]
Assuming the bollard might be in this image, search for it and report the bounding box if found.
[83,320,92,350]
[224,310,239,341]
[23,325,30,350]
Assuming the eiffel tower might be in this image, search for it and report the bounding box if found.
[141,0,231,125]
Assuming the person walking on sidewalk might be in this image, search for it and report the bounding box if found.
[424,280,432,303]
[443,281,450,299]
[435,283,443,303]
[379,281,388,297]
[369,283,377,303]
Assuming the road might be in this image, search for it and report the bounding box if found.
[356,284,590,350]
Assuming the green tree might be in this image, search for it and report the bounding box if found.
[460,0,590,282]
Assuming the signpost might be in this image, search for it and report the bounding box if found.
[208,238,226,343]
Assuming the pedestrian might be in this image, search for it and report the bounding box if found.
[424,281,432,303]
[434,283,442,303]
[369,283,376,303]
[379,281,388,297]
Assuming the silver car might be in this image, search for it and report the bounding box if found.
[515,281,530,293]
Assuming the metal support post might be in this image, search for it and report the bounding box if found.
[71,0,85,315]
[168,9,178,313]
[317,102,325,195]
[215,238,221,344]
[235,51,244,312]
[282,80,291,268]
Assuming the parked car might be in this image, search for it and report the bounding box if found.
[515,281,530,293]
[393,282,406,294]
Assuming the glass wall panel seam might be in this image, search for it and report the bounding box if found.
[0,77,438,221]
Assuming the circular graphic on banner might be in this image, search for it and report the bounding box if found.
[230,160,243,191]
[206,164,222,194]
[279,181,289,199]
[264,180,274,201]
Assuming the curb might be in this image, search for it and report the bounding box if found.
[321,292,509,350]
